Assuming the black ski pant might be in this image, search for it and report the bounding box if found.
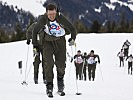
[74,62,83,80]
[124,48,129,58]
[43,37,66,83]
[88,64,96,80]
[83,65,87,80]
[128,62,132,75]
[119,57,124,67]
[33,45,45,80]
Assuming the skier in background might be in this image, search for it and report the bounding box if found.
[26,21,46,84]
[126,54,133,75]
[82,52,88,81]
[87,50,100,81]
[74,50,84,80]
[117,49,124,67]
[122,40,131,59]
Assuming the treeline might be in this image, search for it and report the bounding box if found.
[75,16,133,33]
[0,2,133,43]
[0,1,133,43]
[1,17,133,43]
[0,23,26,43]
[0,18,34,43]
[0,1,34,43]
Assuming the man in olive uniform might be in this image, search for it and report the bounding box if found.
[26,22,45,84]
[32,4,76,97]
[126,54,133,75]
[122,40,131,59]
[87,50,100,81]
[74,50,84,80]
[82,52,88,81]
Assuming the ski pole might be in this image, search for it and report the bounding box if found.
[21,45,30,85]
[99,64,104,81]
[71,44,82,95]
[81,58,85,80]
[25,63,32,82]
[22,48,37,85]
[67,51,72,76]
[56,0,61,12]
[74,43,82,95]
[18,61,22,74]
[67,52,73,63]
[25,55,36,82]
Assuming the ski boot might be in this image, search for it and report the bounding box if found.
[57,77,65,96]
[34,78,38,84]
[46,82,53,98]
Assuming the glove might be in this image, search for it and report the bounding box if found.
[98,60,100,64]
[33,47,39,56]
[68,38,75,46]
[26,40,31,45]
[70,57,73,63]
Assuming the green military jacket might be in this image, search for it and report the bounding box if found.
[26,22,37,41]
[32,12,77,46]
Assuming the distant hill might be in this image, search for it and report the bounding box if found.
[44,0,133,27]
[0,1,35,31]
[0,0,133,43]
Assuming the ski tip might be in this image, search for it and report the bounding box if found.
[76,93,82,95]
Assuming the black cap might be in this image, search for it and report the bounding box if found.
[77,50,81,53]
[90,50,94,53]
[46,3,57,12]
[84,52,87,55]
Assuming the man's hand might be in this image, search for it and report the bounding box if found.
[26,40,31,45]
[68,38,75,46]
[98,60,100,64]
[33,47,39,56]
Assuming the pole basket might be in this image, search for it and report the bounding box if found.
[18,61,22,69]
[21,81,28,86]
[76,93,82,95]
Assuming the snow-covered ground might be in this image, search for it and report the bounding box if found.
[0,33,133,100]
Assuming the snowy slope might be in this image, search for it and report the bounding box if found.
[0,33,133,100]
[1,0,46,16]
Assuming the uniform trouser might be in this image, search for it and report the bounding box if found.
[88,64,96,80]
[128,62,132,74]
[33,46,45,80]
[74,62,83,80]
[43,37,66,83]
[83,65,87,80]
[124,48,128,58]
[119,57,124,67]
